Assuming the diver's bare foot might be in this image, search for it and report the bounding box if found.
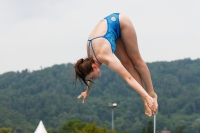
[149,93,158,114]
[143,101,152,117]
[142,99,152,117]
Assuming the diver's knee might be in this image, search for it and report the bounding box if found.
[131,57,145,67]
[121,60,134,70]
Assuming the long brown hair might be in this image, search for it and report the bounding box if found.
[74,57,94,86]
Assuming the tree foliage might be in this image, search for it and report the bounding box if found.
[0,127,15,133]
[141,121,153,133]
[0,58,200,133]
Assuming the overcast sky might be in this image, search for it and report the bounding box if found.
[0,0,200,74]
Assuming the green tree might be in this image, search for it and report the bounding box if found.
[0,127,14,133]
[175,125,186,133]
[59,120,87,133]
[141,127,146,133]
[147,121,153,133]
[73,123,116,133]
[47,128,58,133]
[141,121,153,133]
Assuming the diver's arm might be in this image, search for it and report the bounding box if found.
[78,81,93,103]
[98,48,154,109]
[86,81,92,95]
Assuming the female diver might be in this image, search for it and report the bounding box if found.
[74,13,158,116]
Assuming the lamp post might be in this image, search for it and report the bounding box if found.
[109,103,117,130]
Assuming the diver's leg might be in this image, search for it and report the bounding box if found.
[115,38,152,116]
[118,14,158,114]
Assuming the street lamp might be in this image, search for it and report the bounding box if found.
[109,103,117,130]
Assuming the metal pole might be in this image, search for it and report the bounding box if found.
[154,110,158,133]
[154,114,156,133]
[112,109,114,130]
[109,103,117,131]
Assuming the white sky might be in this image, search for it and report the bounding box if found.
[0,0,200,74]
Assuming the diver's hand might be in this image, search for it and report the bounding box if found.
[77,91,88,103]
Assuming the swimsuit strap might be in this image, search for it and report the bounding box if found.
[88,36,105,42]
[88,36,104,64]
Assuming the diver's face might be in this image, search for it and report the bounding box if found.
[85,64,101,81]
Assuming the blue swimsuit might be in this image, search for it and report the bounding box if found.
[87,13,121,63]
